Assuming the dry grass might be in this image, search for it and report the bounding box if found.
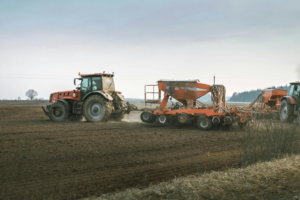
[240,120,300,166]
[87,155,300,200]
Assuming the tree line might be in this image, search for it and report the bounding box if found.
[228,85,290,102]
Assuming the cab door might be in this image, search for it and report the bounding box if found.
[289,85,295,96]
[80,77,91,100]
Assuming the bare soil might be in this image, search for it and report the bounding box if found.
[0,104,244,200]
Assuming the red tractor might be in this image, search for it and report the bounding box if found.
[42,72,136,122]
[280,82,300,123]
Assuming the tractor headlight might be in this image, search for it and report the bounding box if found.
[73,93,76,97]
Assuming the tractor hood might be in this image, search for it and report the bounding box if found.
[49,90,80,104]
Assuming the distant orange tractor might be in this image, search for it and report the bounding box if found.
[245,89,287,120]
[280,82,300,123]
[42,72,136,122]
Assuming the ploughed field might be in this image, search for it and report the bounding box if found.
[0,104,244,199]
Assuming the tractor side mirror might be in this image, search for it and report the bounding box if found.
[74,78,82,86]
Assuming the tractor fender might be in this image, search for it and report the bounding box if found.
[57,99,71,110]
[281,96,296,105]
[116,93,125,101]
[82,91,113,101]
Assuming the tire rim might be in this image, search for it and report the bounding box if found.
[212,117,220,124]
[201,118,209,127]
[280,104,287,119]
[90,103,102,117]
[53,107,63,118]
[142,112,150,120]
[159,115,167,124]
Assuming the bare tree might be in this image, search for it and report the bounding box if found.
[25,89,38,100]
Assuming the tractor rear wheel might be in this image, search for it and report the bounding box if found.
[49,102,69,122]
[197,117,212,130]
[83,95,112,122]
[279,100,294,123]
[68,114,83,122]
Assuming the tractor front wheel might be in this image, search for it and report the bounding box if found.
[197,117,212,131]
[83,95,112,122]
[279,100,294,123]
[49,102,69,122]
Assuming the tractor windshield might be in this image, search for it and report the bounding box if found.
[102,77,115,91]
[290,84,300,96]
[295,84,300,96]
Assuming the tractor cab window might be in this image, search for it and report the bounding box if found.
[294,84,300,96]
[289,85,294,96]
[103,77,115,91]
[81,77,91,91]
[92,77,102,91]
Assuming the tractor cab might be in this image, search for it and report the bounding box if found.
[289,82,300,97]
[74,73,115,101]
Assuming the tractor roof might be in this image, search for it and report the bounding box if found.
[290,81,300,85]
[157,79,200,83]
[80,73,114,77]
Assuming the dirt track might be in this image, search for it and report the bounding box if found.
[0,105,243,199]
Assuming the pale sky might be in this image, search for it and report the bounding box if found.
[0,0,299,99]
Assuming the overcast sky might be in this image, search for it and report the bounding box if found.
[0,0,299,99]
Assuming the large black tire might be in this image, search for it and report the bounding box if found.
[49,102,69,122]
[83,95,112,122]
[68,114,83,122]
[212,117,223,127]
[140,111,156,123]
[279,100,294,123]
[177,113,191,124]
[197,117,213,131]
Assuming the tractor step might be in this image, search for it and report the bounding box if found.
[73,102,83,114]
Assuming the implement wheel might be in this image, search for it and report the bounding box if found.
[140,111,156,123]
[197,117,212,131]
[83,95,112,122]
[49,102,69,122]
[279,100,294,123]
